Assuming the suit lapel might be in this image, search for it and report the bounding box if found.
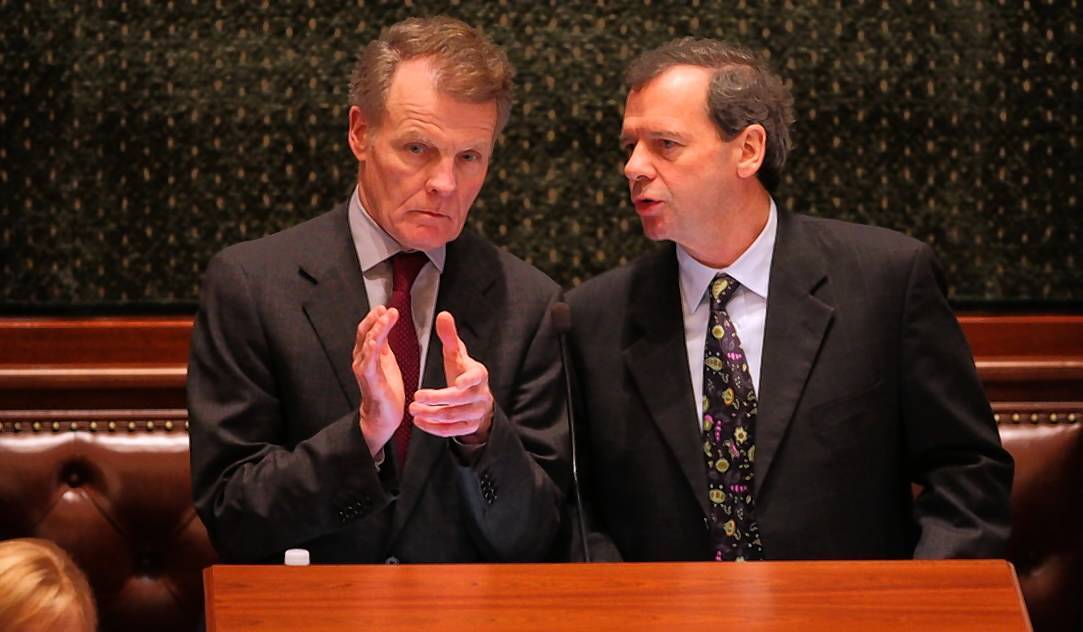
[623,246,711,517]
[755,211,833,494]
[300,203,370,410]
[391,232,498,536]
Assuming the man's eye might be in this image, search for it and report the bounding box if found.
[658,139,677,150]
[405,143,426,154]
[460,151,481,163]
[621,143,635,156]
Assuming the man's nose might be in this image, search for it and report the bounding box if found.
[426,158,456,196]
[623,143,653,182]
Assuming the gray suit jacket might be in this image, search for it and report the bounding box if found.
[188,202,569,564]
[567,209,1012,561]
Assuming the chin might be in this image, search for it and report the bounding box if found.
[399,226,461,251]
[639,219,669,242]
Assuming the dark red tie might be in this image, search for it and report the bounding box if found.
[387,251,428,469]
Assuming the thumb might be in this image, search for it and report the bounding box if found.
[436,311,465,374]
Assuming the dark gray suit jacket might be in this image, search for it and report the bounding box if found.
[567,209,1012,561]
[188,202,569,564]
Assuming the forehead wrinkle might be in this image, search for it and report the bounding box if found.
[385,104,491,146]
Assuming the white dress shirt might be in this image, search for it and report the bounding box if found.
[678,199,778,426]
[347,187,445,380]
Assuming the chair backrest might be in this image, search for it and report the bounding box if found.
[995,406,1083,632]
[0,411,216,632]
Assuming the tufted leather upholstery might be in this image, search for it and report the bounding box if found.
[0,412,216,632]
[996,408,1083,632]
[0,408,1080,631]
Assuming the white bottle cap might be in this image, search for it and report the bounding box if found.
[284,548,310,566]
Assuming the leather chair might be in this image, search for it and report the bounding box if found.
[996,407,1083,632]
[0,412,215,632]
[1,408,1080,631]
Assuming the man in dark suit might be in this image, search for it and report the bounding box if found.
[188,17,568,564]
[568,38,1012,561]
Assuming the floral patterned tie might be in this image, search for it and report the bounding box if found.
[702,274,765,561]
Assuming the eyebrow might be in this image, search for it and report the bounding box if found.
[394,131,491,153]
[620,129,688,146]
[396,129,431,143]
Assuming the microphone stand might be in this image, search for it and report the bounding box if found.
[551,302,590,562]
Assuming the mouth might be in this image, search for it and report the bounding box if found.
[633,197,662,214]
[410,209,449,220]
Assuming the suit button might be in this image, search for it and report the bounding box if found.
[703,517,710,530]
[385,556,400,565]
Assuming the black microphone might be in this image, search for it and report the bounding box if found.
[551,301,590,562]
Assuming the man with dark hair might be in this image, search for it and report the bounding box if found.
[188,16,568,564]
[568,38,1012,562]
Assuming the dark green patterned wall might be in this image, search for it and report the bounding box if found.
[2,0,1080,310]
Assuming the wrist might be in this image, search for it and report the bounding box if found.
[359,409,390,458]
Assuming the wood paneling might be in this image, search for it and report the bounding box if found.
[962,315,1083,356]
[1,315,1080,410]
[0,318,192,364]
[0,318,190,409]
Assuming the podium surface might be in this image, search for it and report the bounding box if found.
[204,560,1030,631]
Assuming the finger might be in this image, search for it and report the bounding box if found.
[452,362,487,390]
[410,401,489,422]
[367,307,399,348]
[354,309,385,373]
[359,336,385,380]
[413,383,478,406]
[413,368,486,405]
[412,417,478,438]
[435,311,466,365]
[355,305,387,347]
[357,311,399,379]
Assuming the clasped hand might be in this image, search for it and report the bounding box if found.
[352,307,494,457]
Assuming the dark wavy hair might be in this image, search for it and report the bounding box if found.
[626,38,795,191]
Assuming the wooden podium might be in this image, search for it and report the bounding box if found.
[204,560,1031,631]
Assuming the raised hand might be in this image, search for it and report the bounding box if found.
[410,311,494,444]
[352,305,405,456]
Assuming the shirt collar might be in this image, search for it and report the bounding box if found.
[677,197,778,315]
[347,186,446,273]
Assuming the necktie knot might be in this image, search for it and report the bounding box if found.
[709,273,740,308]
[391,251,428,295]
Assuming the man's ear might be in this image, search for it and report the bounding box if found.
[347,106,371,162]
[735,124,767,180]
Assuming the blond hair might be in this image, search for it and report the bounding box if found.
[0,538,97,632]
[349,16,515,133]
